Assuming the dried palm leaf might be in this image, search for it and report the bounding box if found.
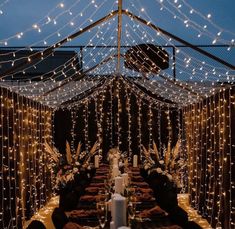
[75,142,82,161]
[66,140,72,164]
[170,139,181,170]
[142,145,150,158]
[172,139,181,159]
[90,140,99,156]
[165,141,171,168]
[44,141,59,162]
[52,145,60,157]
[152,140,160,161]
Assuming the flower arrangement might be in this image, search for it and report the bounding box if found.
[107,147,121,161]
[141,139,186,189]
[44,140,101,191]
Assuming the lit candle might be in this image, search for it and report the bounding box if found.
[113,194,127,228]
[133,155,138,167]
[121,173,128,187]
[113,165,120,178]
[115,176,124,194]
[94,155,99,168]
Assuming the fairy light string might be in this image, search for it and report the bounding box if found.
[0,1,234,228]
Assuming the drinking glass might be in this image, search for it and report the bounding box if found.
[96,202,107,229]
[98,189,109,202]
[128,201,136,220]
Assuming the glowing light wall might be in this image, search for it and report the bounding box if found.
[0,87,53,229]
[183,87,235,229]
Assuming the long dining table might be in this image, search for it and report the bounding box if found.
[68,164,182,229]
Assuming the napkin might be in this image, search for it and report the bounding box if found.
[131,175,144,182]
[138,205,167,218]
[93,175,107,180]
[85,187,99,194]
[136,187,153,194]
[79,195,96,202]
[89,182,104,188]
[70,209,97,218]
[131,181,149,188]
[136,193,153,202]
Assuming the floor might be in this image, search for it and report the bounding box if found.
[178,194,212,229]
[24,194,212,229]
[23,196,59,229]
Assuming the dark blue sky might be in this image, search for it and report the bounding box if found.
[0,0,234,44]
[0,0,234,67]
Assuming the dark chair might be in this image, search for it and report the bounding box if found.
[184,221,202,229]
[168,206,189,228]
[52,207,69,229]
[26,220,46,229]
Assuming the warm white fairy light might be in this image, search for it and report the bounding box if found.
[125,86,132,157]
[0,1,234,228]
[149,0,235,45]
[116,78,121,149]
[0,0,84,46]
[70,109,76,153]
[0,0,112,69]
[148,103,153,150]
[183,88,234,228]
[0,21,117,103]
[109,82,114,148]
[0,6,117,88]
[137,97,142,155]
[0,87,54,227]
[127,1,235,78]
[123,14,235,86]
[84,100,89,152]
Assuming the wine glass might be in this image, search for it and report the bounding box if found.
[126,186,136,200]
[96,202,107,229]
[99,190,109,203]
[127,195,137,227]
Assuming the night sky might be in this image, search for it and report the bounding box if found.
[0,0,234,67]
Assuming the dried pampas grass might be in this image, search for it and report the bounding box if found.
[66,140,72,164]
[152,140,160,161]
[75,142,82,161]
[44,141,59,162]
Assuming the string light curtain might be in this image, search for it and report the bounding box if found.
[183,86,235,229]
[0,86,53,229]
[54,77,182,161]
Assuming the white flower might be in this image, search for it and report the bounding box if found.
[75,162,80,166]
[144,165,149,170]
[73,168,79,173]
[166,174,172,181]
[66,173,74,181]
[156,167,162,173]
[159,160,164,165]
